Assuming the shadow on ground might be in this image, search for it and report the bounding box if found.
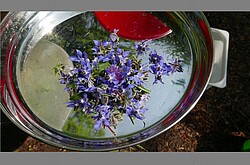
[1,113,28,152]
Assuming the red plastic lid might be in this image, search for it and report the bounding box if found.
[94,12,172,41]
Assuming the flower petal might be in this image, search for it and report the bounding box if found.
[76,49,83,59]
[94,120,102,131]
[69,56,80,62]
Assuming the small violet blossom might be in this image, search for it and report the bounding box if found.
[134,39,151,55]
[126,102,148,120]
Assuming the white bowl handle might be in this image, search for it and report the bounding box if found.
[207,28,229,89]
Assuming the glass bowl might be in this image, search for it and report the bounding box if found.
[0,11,213,151]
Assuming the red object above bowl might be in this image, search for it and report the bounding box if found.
[94,11,172,40]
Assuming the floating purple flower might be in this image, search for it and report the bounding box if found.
[148,50,176,84]
[84,86,97,93]
[115,48,130,65]
[69,49,88,63]
[92,40,112,55]
[59,70,68,84]
[149,50,163,64]
[93,111,111,131]
[74,68,91,82]
[121,59,132,76]
[101,50,115,63]
[132,71,146,85]
[134,39,151,55]
[106,65,124,85]
[121,83,135,99]
[67,100,80,109]
[161,62,173,74]
[150,62,172,84]
[93,105,112,130]
[67,93,91,111]
[110,29,119,45]
[126,102,148,120]
[169,58,183,73]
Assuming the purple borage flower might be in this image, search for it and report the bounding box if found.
[67,93,91,112]
[59,70,68,84]
[147,49,178,84]
[126,102,148,120]
[134,39,152,55]
[69,49,90,65]
[57,29,183,136]
[109,29,119,47]
[169,58,184,73]
[149,50,163,64]
[150,61,172,84]
[92,40,112,55]
[106,65,124,85]
[92,107,111,131]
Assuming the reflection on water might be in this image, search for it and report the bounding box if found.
[18,40,73,130]
[18,12,193,139]
[62,110,105,138]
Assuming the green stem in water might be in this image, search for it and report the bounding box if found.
[135,84,151,94]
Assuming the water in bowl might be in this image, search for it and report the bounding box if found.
[17,12,193,139]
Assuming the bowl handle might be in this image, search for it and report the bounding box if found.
[207,28,229,89]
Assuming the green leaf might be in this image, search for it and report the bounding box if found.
[242,139,250,151]
[129,116,135,125]
[70,92,83,100]
[52,62,65,75]
[67,82,76,89]
[135,85,151,94]
[99,62,111,70]
[92,62,110,77]
[143,121,146,128]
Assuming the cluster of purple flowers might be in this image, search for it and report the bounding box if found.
[136,40,183,85]
[148,50,173,84]
[57,29,183,135]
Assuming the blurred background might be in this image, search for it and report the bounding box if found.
[1,11,250,152]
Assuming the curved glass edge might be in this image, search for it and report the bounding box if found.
[0,11,213,151]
